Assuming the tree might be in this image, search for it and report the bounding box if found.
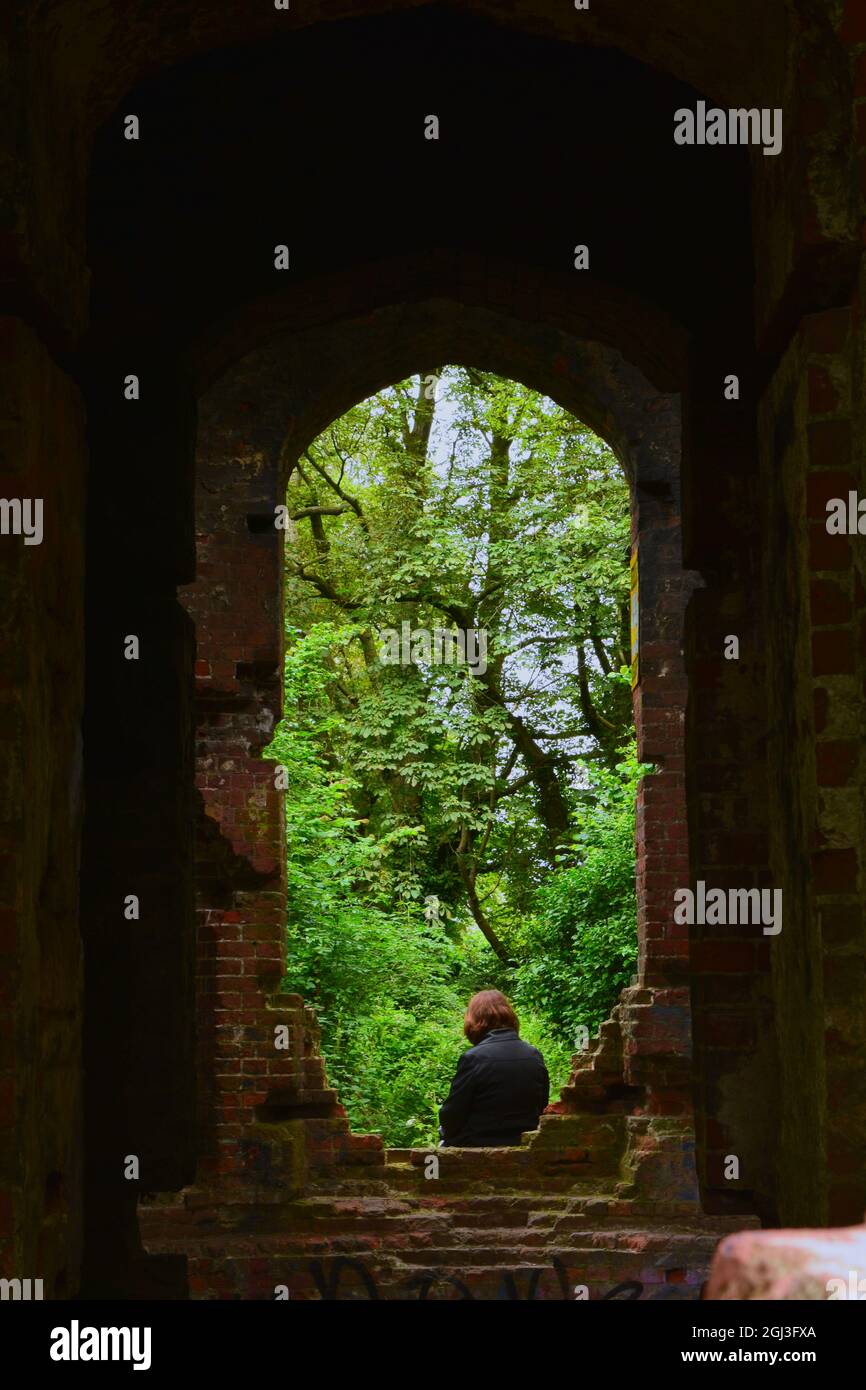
[265,367,640,1143]
[279,367,633,959]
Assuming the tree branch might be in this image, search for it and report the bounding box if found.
[291,564,361,610]
[495,770,536,799]
[303,450,368,531]
[577,644,616,733]
[455,850,510,961]
[291,505,351,520]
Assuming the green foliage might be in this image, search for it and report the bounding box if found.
[330,1010,469,1148]
[513,748,648,1044]
[265,367,640,1146]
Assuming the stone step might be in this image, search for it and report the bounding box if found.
[379,1173,616,1196]
[146,1226,710,1254]
[142,1184,754,1257]
[174,1221,745,1299]
[383,1235,724,1268]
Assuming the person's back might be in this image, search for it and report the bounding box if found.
[439,991,550,1147]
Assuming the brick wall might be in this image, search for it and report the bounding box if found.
[2,0,863,1298]
[181,364,384,1194]
[0,321,86,1296]
[174,305,707,1232]
[803,301,866,1225]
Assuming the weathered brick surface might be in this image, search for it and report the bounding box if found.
[2,0,865,1297]
[0,321,86,1295]
[140,1110,762,1299]
[140,1109,754,1299]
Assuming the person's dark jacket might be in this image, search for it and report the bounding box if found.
[438,1027,550,1147]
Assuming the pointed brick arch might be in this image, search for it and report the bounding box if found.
[181,296,701,1212]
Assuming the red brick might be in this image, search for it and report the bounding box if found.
[841,0,866,43]
[808,521,850,571]
[812,628,855,675]
[812,848,860,894]
[808,365,839,414]
[816,740,859,786]
[808,419,851,469]
[806,470,858,521]
[810,577,852,624]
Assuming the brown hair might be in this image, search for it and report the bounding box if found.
[464,990,519,1045]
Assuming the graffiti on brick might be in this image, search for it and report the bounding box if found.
[308,1257,380,1300]
[304,1256,690,1300]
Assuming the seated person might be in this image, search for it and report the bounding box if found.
[438,989,550,1147]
